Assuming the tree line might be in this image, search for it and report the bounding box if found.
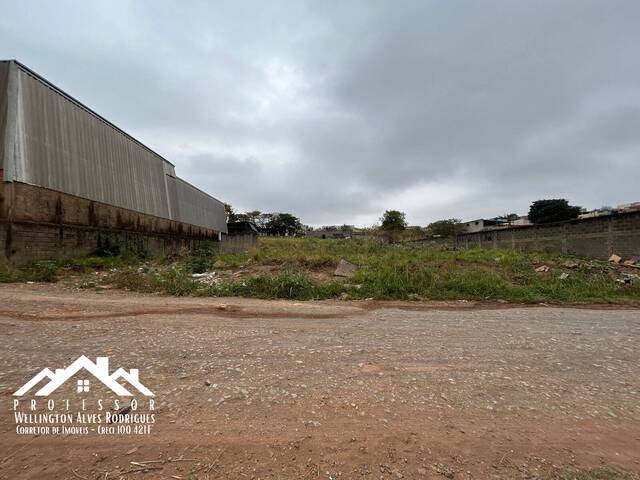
[227,198,583,237]
[380,198,584,237]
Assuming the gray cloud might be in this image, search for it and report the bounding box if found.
[1,0,639,226]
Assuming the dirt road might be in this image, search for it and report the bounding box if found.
[0,284,638,479]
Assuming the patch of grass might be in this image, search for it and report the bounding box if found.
[106,267,157,293]
[186,241,217,274]
[105,264,198,296]
[3,238,639,304]
[58,255,138,273]
[157,266,199,296]
[207,239,640,304]
[0,260,59,283]
[551,467,639,480]
[209,270,344,300]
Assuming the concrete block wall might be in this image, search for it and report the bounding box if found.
[456,211,640,259]
[1,181,223,264]
[219,233,258,254]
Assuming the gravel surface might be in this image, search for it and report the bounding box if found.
[0,284,638,479]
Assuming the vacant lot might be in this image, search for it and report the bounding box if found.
[2,238,640,304]
[0,284,638,479]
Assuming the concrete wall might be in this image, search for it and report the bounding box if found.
[455,211,640,259]
[1,181,222,264]
[219,233,258,254]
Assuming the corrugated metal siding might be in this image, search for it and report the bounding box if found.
[0,62,9,171]
[15,66,170,219]
[168,176,227,233]
[2,61,227,233]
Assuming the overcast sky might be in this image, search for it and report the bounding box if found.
[1,1,639,226]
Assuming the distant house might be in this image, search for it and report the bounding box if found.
[463,216,530,233]
[510,216,531,226]
[463,219,501,233]
[306,225,360,239]
[617,202,640,212]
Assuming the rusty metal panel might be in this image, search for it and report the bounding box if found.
[1,61,227,233]
[168,175,227,233]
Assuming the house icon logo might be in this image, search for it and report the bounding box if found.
[13,356,154,397]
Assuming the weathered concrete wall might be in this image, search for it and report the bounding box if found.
[455,211,640,259]
[219,233,258,254]
[402,237,454,248]
[1,181,222,264]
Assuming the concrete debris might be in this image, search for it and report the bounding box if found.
[608,254,622,264]
[559,272,570,280]
[191,271,219,286]
[623,256,640,267]
[334,259,358,277]
[534,265,550,273]
[563,260,580,269]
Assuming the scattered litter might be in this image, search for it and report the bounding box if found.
[213,260,226,269]
[559,272,569,280]
[191,271,219,286]
[535,265,550,273]
[608,254,622,264]
[334,259,357,277]
[191,272,215,278]
[563,260,579,269]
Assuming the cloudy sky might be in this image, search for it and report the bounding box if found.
[1,1,639,226]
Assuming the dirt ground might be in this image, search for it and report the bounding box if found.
[0,284,638,479]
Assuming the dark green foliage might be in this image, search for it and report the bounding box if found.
[380,210,407,231]
[0,260,59,283]
[426,218,464,236]
[211,271,344,300]
[529,199,581,224]
[264,213,302,236]
[187,241,216,273]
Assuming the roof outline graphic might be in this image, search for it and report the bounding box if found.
[13,356,154,397]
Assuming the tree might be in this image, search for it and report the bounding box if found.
[426,218,464,237]
[254,213,273,231]
[245,210,262,223]
[528,199,581,224]
[224,203,239,222]
[265,213,302,236]
[380,210,407,231]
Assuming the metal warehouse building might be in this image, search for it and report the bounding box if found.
[0,60,230,262]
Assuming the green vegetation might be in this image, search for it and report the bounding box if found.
[550,467,639,480]
[380,210,407,231]
[426,218,465,236]
[529,198,582,224]
[2,237,639,304]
